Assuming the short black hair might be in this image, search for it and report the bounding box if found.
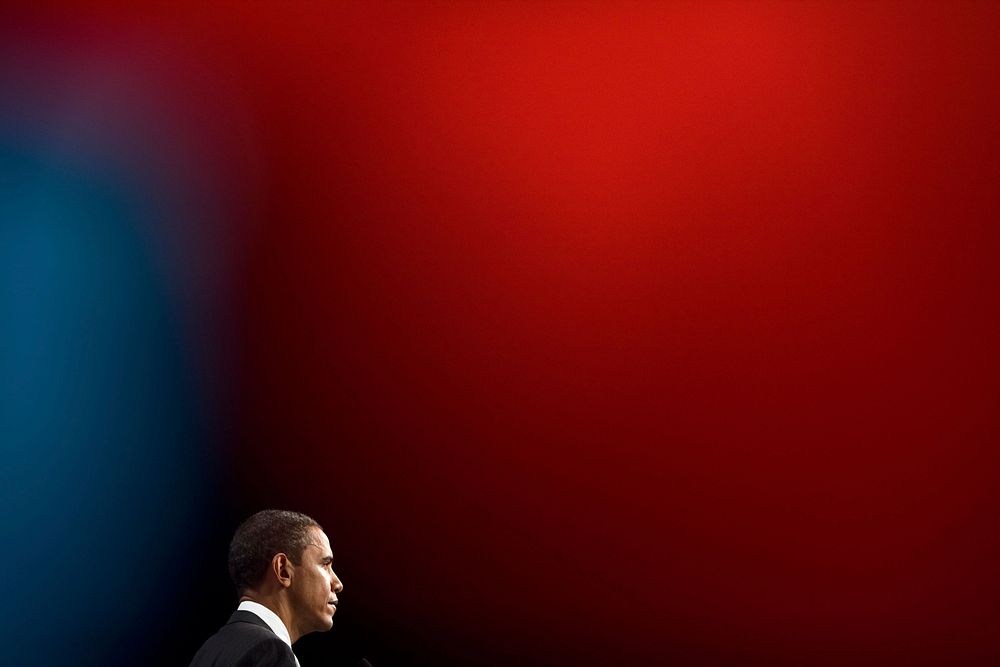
[228,509,321,595]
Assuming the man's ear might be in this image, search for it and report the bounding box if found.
[272,553,293,589]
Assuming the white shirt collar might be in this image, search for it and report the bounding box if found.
[237,599,300,666]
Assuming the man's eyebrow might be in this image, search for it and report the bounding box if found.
[305,542,334,563]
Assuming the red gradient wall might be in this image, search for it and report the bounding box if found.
[218,3,1000,665]
[16,2,994,665]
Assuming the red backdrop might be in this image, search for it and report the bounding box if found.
[38,2,992,664]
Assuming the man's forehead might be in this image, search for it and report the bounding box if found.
[305,528,333,557]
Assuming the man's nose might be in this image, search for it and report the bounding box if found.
[331,571,344,593]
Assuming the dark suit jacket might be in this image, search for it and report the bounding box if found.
[189,610,298,667]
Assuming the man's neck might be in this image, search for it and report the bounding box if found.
[239,593,300,644]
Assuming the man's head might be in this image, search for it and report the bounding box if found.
[228,509,344,641]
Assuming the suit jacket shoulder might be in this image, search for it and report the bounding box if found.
[189,610,297,667]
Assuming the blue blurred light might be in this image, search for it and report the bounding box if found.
[1,140,207,666]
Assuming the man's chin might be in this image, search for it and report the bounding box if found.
[304,617,335,636]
